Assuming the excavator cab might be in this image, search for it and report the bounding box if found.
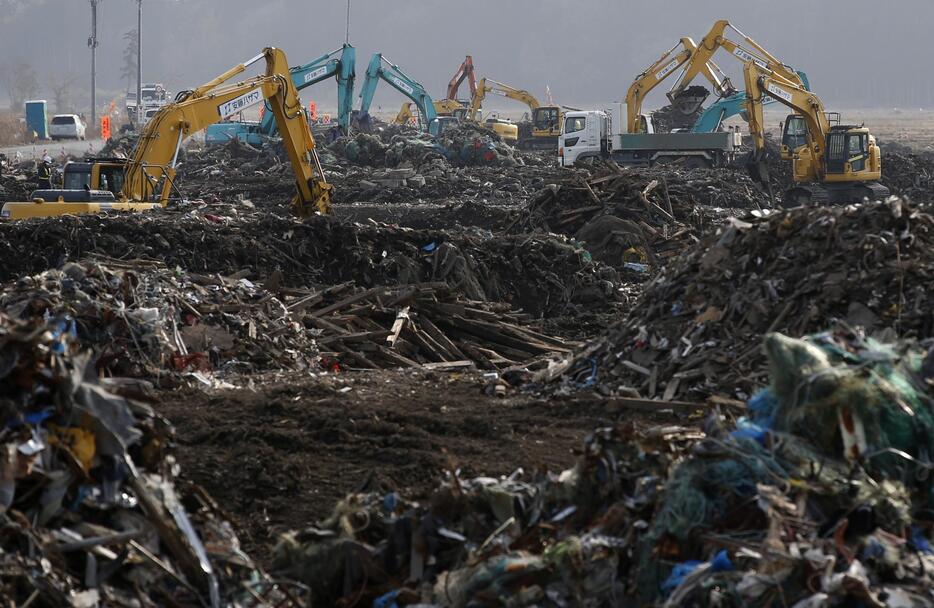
[825,127,869,174]
[63,160,128,196]
[781,115,809,159]
[532,107,560,134]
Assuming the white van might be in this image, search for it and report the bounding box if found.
[49,114,87,140]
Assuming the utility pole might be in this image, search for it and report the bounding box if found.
[136,0,142,130]
[88,0,100,133]
[345,0,350,44]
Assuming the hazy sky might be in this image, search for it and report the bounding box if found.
[1,0,931,112]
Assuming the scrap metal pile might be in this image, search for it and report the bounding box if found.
[270,328,934,606]
[556,198,934,400]
[0,308,302,605]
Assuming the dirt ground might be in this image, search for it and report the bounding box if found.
[159,369,660,562]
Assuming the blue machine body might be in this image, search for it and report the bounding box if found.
[205,44,356,145]
[357,53,437,133]
[693,71,810,133]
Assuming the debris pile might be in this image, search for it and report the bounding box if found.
[331,158,560,208]
[0,308,300,605]
[98,132,139,158]
[308,218,621,318]
[0,212,623,320]
[301,282,576,371]
[329,120,522,169]
[0,159,35,201]
[271,327,934,605]
[507,163,765,268]
[432,121,520,167]
[879,142,934,201]
[1,260,319,377]
[557,197,934,400]
[329,131,443,169]
[178,138,297,201]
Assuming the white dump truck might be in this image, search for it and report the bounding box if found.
[558,104,742,168]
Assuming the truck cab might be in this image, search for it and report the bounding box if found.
[560,104,735,168]
[558,111,608,166]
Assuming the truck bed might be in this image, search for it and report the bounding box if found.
[612,132,735,151]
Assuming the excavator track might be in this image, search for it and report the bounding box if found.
[849,182,891,202]
[782,182,890,207]
[782,185,830,208]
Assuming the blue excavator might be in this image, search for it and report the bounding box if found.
[692,71,810,133]
[356,53,438,134]
[205,43,356,145]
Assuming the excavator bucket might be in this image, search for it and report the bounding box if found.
[292,180,333,218]
[671,85,711,116]
[745,149,771,190]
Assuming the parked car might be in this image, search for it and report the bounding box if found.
[49,114,87,140]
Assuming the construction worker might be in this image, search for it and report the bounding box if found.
[37,157,52,189]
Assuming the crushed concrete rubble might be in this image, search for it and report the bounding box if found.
[0,309,304,605]
[269,327,934,606]
[555,197,934,400]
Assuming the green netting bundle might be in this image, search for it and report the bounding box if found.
[763,329,934,479]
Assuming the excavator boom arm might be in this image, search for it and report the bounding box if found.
[625,40,696,133]
[469,78,540,121]
[358,53,437,130]
[358,55,435,122]
[125,47,330,215]
[671,19,805,101]
[447,55,477,100]
[743,63,829,156]
[274,43,355,133]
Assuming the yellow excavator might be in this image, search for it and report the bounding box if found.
[394,99,467,125]
[468,78,560,149]
[394,95,518,145]
[3,47,331,219]
[742,62,888,205]
[625,20,808,134]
